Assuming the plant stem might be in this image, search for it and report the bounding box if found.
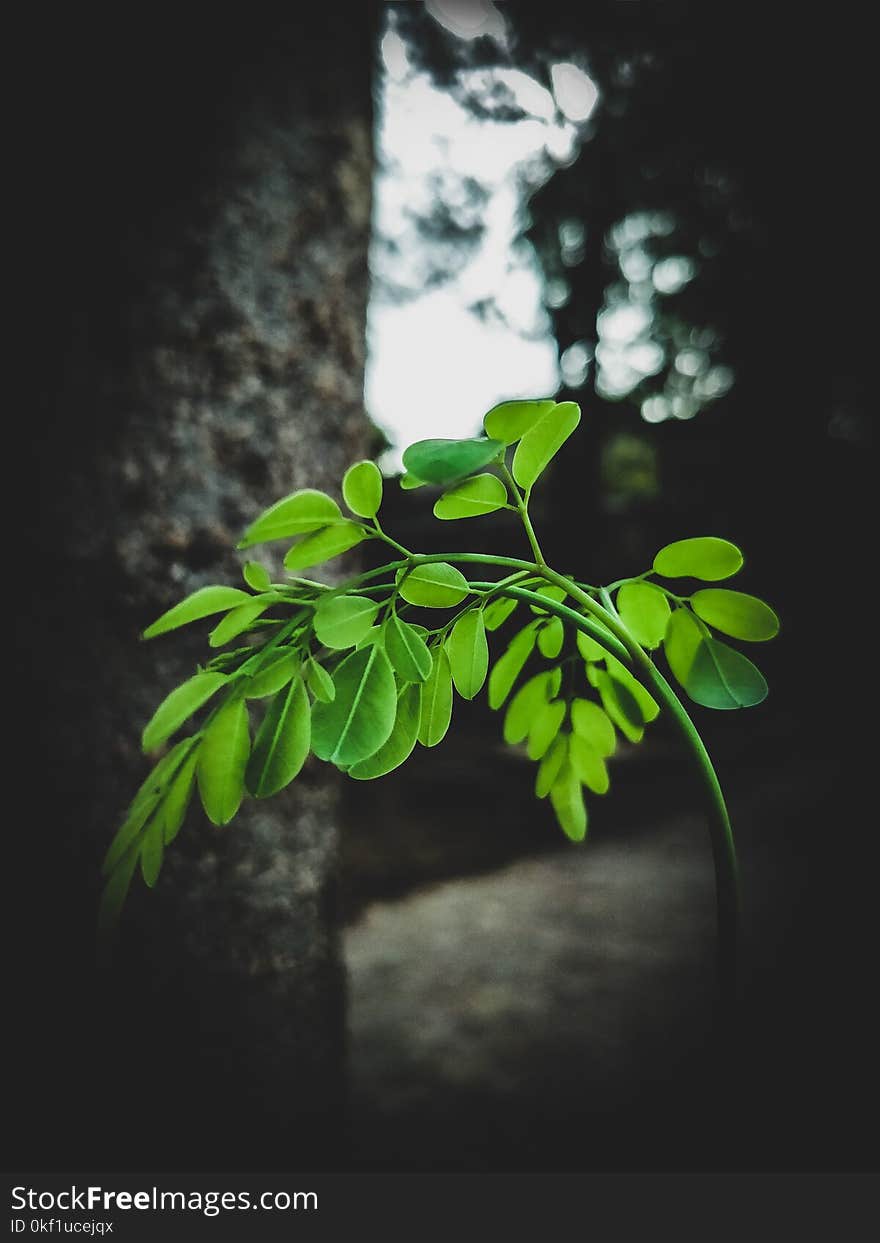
[500,463,546,565]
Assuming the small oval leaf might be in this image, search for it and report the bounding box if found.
[243,561,272,592]
[343,460,383,519]
[535,733,567,799]
[245,677,311,797]
[161,749,199,846]
[483,398,556,445]
[483,597,518,631]
[398,562,470,609]
[433,474,508,520]
[685,637,769,710]
[549,761,588,842]
[140,815,164,888]
[527,699,566,761]
[143,586,252,640]
[504,671,555,744]
[141,672,228,753]
[617,582,671,650]
[445,610,488,700]
[568,734,610,795]
[402,437,504,486]
[349,684,421,780]
[238,489,341,549]
[653,537,743,581]
[691,589,780,642]
[283,522,365,572]
[197,698,250,826]
[311,644,397,768]
[512,401,581,490]
[209,594,280,648]
[570,699,616,758]
[245,650,300,699]
[488,623,538,709]
[664,607,703,691]
[384,614,433,683]
[314,594,380,650]
[417,648,454,747]
[305,658,336,703]
[537,616,564,659]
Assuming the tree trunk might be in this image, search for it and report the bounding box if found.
[12,11,376,1169]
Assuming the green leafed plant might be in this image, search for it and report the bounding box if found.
[102,398,780,1001]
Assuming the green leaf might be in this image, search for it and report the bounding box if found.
[617,582,671,650]
[245,650,300,699]
[140,815,164,888]
[143,586,252,640]
[575,618,617,661]
[343,460,383,519]
[246,677,311,797]
[592,669,644,743]
[503,670,556,744]
[568,734,610,795]
[537,616,564,659]
[161,749,199,845]
[349,684,421,780]
[488,623,538,709]
[512,401,581,490]
[526,699,566,761]
[397,562,470,608]
[399,473,426,490]
[664,607,703,690]
[445,610,488,700]
[242,561,272,592]
[311,644,396,767]
[208,594,281,648]
[305,658,336,703]
[535,733,567,799]
[433,474,508,520]
[314,594,379,649]
[653,537,743,581]
[483,398,556,445]
[103,740,195,874]
[549,761,587,842]
[238,489,341,549]
[570,699,616,758]
[483,597,517,631]
[98,843,140,934]
[528,584,568,615]
[141,672,228,753]
[283,522,365,572]
[685,637,769,710]
[417,647,454,747]
[691,589,780,642]
[402,437,504,486]
[197,698,250,825]
[605,654,660,723]
[384,614,433,683]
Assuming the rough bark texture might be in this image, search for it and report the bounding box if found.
[12,12,375,1168]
